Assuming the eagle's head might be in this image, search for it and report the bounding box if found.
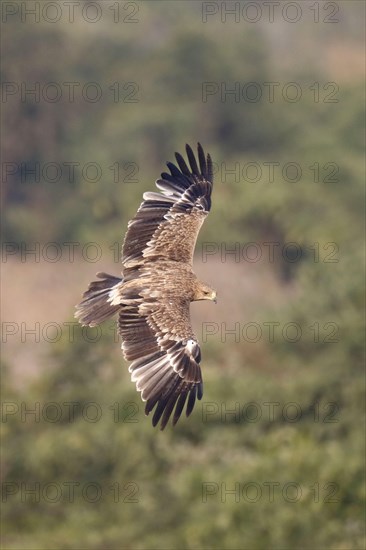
[194,282,217,304]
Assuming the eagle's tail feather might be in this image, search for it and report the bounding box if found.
[75,272,123,327]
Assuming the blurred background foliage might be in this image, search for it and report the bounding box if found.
[1,1,365,548]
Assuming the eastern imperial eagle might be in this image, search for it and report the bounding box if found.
[75,143,216,429]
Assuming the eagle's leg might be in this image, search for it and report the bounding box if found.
[75,272,123,327]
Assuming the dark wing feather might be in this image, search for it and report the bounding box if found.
[122,143,213,268]
[119,292,203,430]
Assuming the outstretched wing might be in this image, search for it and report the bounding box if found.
[122,143,213,269]
[119,291,203,430]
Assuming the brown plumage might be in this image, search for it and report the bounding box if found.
[75,143,216,429]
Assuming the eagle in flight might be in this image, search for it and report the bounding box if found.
[75,143,216,429]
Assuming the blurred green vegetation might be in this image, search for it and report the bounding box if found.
[2,1,365,548]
